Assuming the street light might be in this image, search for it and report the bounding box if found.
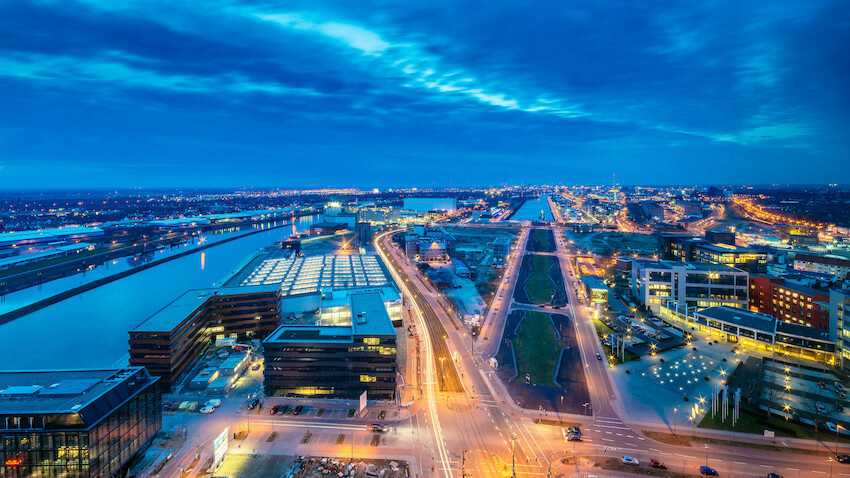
[673,408,678,436]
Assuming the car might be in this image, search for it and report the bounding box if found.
[820,381,829,389]
[621,456,639,465]
[205,399,221,408]
[369,424,387,432]
[270,405,280,415]
[565,433,582,441]
[293,405,304,415]
[837,455,850,463]
[251,362,261,371]
[838,391,847,399]
[650,459,667,469]
[199,406,215,414]
[766,473,784,478]
[246,399,260,410]
[818,404,828,414]
[281,405,291,415]
[567,426,581,435]
[700,465,719,476]
[596,353,602,360]
[837,382,846,391]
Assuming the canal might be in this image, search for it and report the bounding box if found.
[512,194,554,221]
[0,215,322,370]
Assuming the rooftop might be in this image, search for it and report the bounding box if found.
[240,254,390,292]
[0,367,156,419]
[0,226,104,244]
[696,306,776,333]
[795,253,850,267]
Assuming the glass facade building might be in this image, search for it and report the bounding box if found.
[0,368,161,477]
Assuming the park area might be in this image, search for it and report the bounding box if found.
[512,310,564,384]
[566,231,659,257]
[527,228,554,252]
[513,254,566,306]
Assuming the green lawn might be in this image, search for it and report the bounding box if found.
[525,254,556,304]
[532,229,553,252]
[699,401,850,443]
[512,310,564,385]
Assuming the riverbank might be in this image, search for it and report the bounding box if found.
[0,222,290,325]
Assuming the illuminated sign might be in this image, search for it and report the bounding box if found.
[212,427,229,470]
[5,458,23,467]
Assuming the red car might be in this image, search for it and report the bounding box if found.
[651,459,667,469]
[270,405,280,415]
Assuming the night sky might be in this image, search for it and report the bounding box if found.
[1,1,848,188]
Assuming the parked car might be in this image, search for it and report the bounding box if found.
[205,399,221,408]
[246,399,260,410]
[650,459,667,469]
[270,405,280,415]
[820,381,829,389]
[251,362,261,371]
[837,455,850,463]
[621,456,639,465]
[818,404,828,414]
[199,406,215,414]
[766,473,784,478]
[596,353,602,360]
[700,465,719,476]
[566,433,582,441]
[293,405,304,415]
[369,424,387,432]
[281,405,291,414]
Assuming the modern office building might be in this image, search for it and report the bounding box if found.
[404,230,454,263]
[263,290,398,399]
[629,260,748,313]
[660,302,835,364]
[129,254,400,391]
[0,367,161,477]
[402,198,457,213]
[749,275,831,331]
[660,234,767,273]
[581,275,609,307]
[794,253,850,280]
[833,289,850,369]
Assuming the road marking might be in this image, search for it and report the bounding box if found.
[649,448,661,452]
[760,465,771,468]
[811,471,825,474]
[733,461,746,465]
[601,438,614,442]
[615,433,623,436]
[787,468,799,471]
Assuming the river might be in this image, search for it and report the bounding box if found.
[512,194,554,221]
[0,214,322,370]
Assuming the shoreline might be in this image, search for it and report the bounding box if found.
[0,223,290,326]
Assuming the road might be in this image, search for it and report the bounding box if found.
[154,218,850,478]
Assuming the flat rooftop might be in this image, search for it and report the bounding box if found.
[240,254,390,292]
[0,367,154,416]
[581,275,608,290]
[266,291,396,344]
[696,306,776,333]
[131,284,279,333]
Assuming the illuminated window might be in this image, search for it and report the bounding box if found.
[363,337,380,345]
[360,375,376,382]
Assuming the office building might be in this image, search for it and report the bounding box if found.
[0,367,161,477]
[794,253,850,280]
[309,222,348,235]
[749,275,831,331]
[354,222,372,248]
[660,303,834,364]
[630,260,748,313]
[129,254,400,391]
[581,275,609,306]
[833,289,850,369]
[491,236,512,265]
[404,230,454,263]
[402,198,457,213]
[705,230,736,246]
[661,234,767,273]
[263,290,398,399]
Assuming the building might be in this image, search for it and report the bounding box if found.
[128,285,280,390]
[640,201,664,220]
[833,289,850,369]
[629,260,748,313]
[749,275,831,331]
[404,230,454,263]
[263,290,398,399]
[794,253,850,280]
[402,198,457,213]
[354,222,372,248]
[309,222,348,235]
[660,302,835,364]
[581,275,609,306]
[0,226,105,249]
[0,243,96,271]
[705,230,736,246]
[129,254,400,390]
[491,236,512,265]
[691,243,768,273]
[0,367,161,477]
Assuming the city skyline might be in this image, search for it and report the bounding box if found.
[1,0,849,187]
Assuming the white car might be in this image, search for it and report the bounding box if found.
[205,399,221,408]
[621,456,639,465]
[199,406,215,414]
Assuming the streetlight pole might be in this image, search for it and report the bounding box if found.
[511,435,517,478]
[673,408,677,436]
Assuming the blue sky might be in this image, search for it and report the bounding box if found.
[0,0,848,188]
